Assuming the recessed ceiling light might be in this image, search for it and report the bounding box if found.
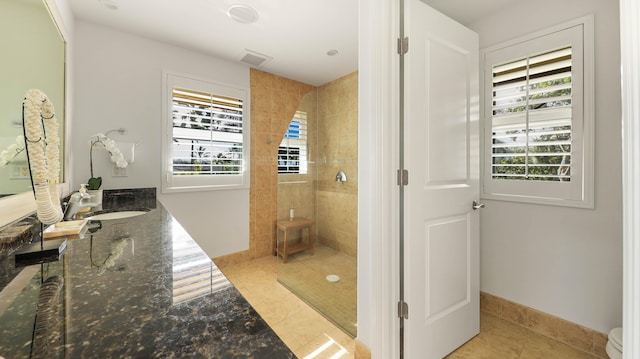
[98,0,118,10]
[227,4,259,24]
[326,49,339,56]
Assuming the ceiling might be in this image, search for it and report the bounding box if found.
[68,0,522,87]
[68,0,358,87]
[422,0,525,27]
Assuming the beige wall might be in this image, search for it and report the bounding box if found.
[216,70,359,265]
[215,69,314,266]
[277,72,359,256]
[316,72,358,257]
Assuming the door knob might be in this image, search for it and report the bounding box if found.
[472,200,485,210]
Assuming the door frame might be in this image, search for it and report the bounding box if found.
[358,0,401,357]
[620,1,640,358]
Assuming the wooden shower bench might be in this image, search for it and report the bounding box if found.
[274,218,314,263]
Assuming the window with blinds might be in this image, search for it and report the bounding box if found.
[171,88,244,176]
[278,111,308,174]
[481,18,594,208]
[491,47,572,182]
[162,72,249,192]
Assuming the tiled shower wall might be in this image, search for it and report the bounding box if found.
[214,70,358,265]
[277,90,318,224]
[214,69,314,266]
[316,72,358,257]
[277,72,358,256]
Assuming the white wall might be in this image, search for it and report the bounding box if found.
[72,21,250,257]
[470,0,622,333]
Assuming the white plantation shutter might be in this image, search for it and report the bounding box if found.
[171,88,244,176]
[481,19,594,208]
[278,111,308,174]
[162,73,249,192]
[491,47,573,181]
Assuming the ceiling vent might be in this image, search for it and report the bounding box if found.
[239,49,272,67]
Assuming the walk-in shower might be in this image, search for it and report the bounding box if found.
[276,72,358,337]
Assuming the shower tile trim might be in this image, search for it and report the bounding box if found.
[480,291,609,358]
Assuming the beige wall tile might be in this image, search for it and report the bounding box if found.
[251,69,270,89]
[254,235,273,258]
[481,292,606,358]
[520,331,596,359]
[270,91,286,116]
[354,339,371,359]
[286,78,302,96]
[272,74,286,92]
[242,69,360,268]
[592,331,608,358]
[251,86,270,112]
[557,319,594,353]
[480,291,503,316]
[248,69,314,263]
[317,73,357,215]
[251,109,271,134]
[527,308,559,339]
[503,299,528,326]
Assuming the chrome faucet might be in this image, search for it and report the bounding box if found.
[63,184,98,220]
[335,170,347,183]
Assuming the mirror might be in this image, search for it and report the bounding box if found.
[0,0,66,197]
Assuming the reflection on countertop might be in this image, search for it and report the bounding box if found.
[0,188,295,358]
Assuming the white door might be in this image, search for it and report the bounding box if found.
[403,1,480,358]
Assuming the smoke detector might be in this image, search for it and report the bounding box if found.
[227,4,259,24]
[239,49,272,67]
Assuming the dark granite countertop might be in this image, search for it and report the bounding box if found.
[0,188,295,358]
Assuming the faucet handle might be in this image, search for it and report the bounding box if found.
[78,183,90,199]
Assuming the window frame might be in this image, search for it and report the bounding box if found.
[480,16,594,208]
[161,71,250,193]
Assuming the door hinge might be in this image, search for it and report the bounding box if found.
[397,37,409,55]
[398,300,409,319]
[397,169,409,186]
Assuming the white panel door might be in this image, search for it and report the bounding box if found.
[404,1,480,358]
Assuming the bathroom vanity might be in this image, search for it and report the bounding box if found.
[0,188,294,358]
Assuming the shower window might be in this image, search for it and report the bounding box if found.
[278,111,308,174]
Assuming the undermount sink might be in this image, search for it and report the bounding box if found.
[84,209,149,221]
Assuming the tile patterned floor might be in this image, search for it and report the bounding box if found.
[220,255,355,358]
[445,313,601,359]
[219,256,601,359]
[277,245,357,336]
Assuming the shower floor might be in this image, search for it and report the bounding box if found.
[277,244,357,337]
